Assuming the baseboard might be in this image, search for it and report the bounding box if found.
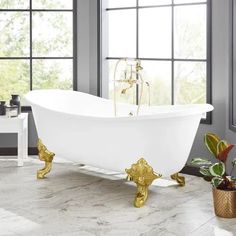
[0,147,38,156]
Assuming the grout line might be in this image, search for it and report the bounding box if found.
[190,215,216,233]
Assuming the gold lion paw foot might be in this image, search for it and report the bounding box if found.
[37,162,53,179]
[171,173,185,187]
[126,158,162,208]
[37,139,55,179]
[134,186,148,208]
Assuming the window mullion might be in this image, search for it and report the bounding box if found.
[30,0,33,90]
[73,0,77,91]
[171,0,174,105]
[136,0,139,105]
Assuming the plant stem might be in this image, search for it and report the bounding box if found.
[230,163,236,176]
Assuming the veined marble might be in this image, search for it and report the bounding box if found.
[0,157,235,236]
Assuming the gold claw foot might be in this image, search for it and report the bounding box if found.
[125,158,162,208]
[37,139,55,179]
[171,173,185,187]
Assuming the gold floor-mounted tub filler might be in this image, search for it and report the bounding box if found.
[37,139,55,179]
[113,58,151,117]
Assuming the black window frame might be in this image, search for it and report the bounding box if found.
[0,0,78,111]
[99,0,212,124]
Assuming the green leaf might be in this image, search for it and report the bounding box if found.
[211,176,224,188]
[204,133,221,158]
[191,158,212,166]
[216,140,229,156]
[199,166,211,176]
[209,162,225,177]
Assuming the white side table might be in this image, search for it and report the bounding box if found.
[0,113,28,166]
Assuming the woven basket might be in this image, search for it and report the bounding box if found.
[213,188,236,218]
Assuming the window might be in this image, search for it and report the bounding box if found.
[0,0,77,104]
[101,0,211,123]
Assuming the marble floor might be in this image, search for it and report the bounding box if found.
[0,157,236,236]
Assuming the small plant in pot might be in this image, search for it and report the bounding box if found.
[191,133,236,218]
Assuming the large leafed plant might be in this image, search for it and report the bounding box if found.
[191,133,236,190]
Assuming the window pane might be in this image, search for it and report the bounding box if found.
[174,5,206,59]
[32,60,73,90]
[140,61,172,105]
[108,10,136,58]
[108,0,136,8]
[0,0,29,9]
[174,61,206,104]
[139,7,172,58]
[174,0,206,3]
[139,0,171,6]
[108,60,172,106]
[0,12,29,57]
[32,0,72,9]
[0,60,30,101]
[108,60,136,104]
[32,12,73,57]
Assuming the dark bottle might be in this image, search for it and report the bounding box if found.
[10,95,21,115]
[0,101,6,116]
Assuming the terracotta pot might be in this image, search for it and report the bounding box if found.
[212,188,236,218]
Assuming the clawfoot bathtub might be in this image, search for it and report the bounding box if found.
[25,89,213,207]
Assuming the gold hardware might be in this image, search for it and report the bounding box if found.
[171,173,185,186]
[213,188,236,218]
[126,158,162,208]
[37,139,55,179]
[113,59,150,117]
[136,61,143,71]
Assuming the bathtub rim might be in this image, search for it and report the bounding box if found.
[24,90,214,121]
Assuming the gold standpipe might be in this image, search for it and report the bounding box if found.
[37,139,55,179]
[170,173,185,187]
[113,58,150,117]
[126,158,162,208]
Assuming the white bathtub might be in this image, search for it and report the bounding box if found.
[25,89,213,177]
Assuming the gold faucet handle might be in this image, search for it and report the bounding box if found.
[136,61,143,71]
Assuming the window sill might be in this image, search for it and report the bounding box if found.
[229,124,236,132]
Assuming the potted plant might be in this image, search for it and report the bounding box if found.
[191,133,236,218]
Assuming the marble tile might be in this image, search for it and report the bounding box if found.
[191,217,236,236]
[0,157,235,236]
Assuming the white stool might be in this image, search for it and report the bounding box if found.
[0,113,28,166]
